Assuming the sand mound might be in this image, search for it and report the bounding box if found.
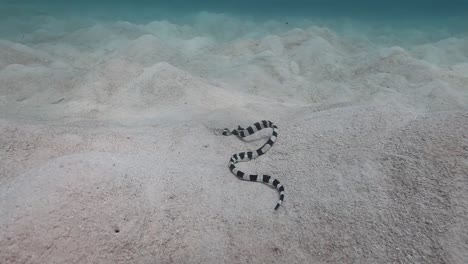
[0,40,51,69]
[145,20,192,40]
[115,34,178,66]
[411,37,468,65]
[0,64,76,104]
[119,62,248,110]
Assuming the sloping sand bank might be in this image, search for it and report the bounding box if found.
[1,14,467,263]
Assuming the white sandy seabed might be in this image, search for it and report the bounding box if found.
[0,12,467,263]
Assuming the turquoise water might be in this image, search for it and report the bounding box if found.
[2,0,468,22]
[1,0,467,42]
[3,0,468,16]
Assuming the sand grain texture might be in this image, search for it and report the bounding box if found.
[1,13,467,264]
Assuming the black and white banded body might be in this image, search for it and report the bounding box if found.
[222,120,285,210]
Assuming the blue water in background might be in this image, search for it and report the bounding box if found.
[2,0,468,20]
[1,0,467,39]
